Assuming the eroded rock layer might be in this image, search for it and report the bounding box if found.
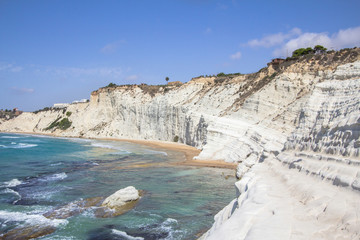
[1,48,360,239]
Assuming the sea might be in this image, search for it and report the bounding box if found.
[0,133,235,240]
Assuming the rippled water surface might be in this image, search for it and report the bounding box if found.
[0,133,235,239]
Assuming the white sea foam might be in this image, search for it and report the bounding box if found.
[110,151,132,155]
[91,142,133,154]
[41,236,76,240]
[2,178,22,187]
[0,143,38,149]
[0,210,68,227]
[2,188,21,204]
[111,229,144,240]
[18,143,38,148]
[50,162,64,166]
[91,142,118,150]
[2,188,21,198]
[0,136,20,139]
[36,173,68,184]
[43,172,68,181]
[67,138,91,143]
[160,218,184,240]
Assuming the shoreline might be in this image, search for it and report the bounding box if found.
[1,131,237,170]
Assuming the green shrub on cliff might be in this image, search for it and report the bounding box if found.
[106,83,117,88]
[292,47,314,57]
[58,118,72,130]
[45,117,72,131]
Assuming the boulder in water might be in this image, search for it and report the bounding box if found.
[96,186,140,218]
[101,186,140,209]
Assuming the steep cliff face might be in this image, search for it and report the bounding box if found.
[1,48,360,239]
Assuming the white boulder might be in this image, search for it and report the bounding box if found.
[102,186,140,209]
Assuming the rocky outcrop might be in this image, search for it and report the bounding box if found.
[1,48,360,239]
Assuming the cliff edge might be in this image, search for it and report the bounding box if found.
[1,48,360,239]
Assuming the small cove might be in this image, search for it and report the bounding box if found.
[0,133,235,239]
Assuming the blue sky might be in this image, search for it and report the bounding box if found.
[1,0,360,111]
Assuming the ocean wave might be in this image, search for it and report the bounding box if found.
[2,188,21,198]
[1,178,23,188]
[0,143,38,149]
[41,236,77,240]
[159,218,183,240]
[50,162,64,166]
[0,136,20,139]
[0,210,68,227]
[109,150,132,155]
[91,142,119,150]
[39,172,68,182]
[91,142,133,154]
[1,188,22,204]
[111,229,144,240]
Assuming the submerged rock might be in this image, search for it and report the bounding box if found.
[1,225,56,240]
[43,197,104,219]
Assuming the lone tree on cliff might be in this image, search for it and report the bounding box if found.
[106,82,117,88]
[165,77,169,83]
[314,45,327,54]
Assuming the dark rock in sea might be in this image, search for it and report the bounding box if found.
[43,197,104,219]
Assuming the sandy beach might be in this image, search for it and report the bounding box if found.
[99,137,237,170]
[2,132,237,169]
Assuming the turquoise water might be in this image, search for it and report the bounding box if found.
[0,133,235,239]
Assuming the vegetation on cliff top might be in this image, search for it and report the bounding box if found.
[291,45,327,58]
[96,47,358,98]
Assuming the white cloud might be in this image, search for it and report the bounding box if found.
[247,26,360,57]
[0,63,23,72]
[247,28,302,48]
[230,51,242,60]
[100,40,125,54]
[332,26,360,49]
[125,75,139,81]
[273,32,331,56]
[273,26,360,57]
[11,87,34,94]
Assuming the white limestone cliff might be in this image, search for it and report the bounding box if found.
[1,48,360,239]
